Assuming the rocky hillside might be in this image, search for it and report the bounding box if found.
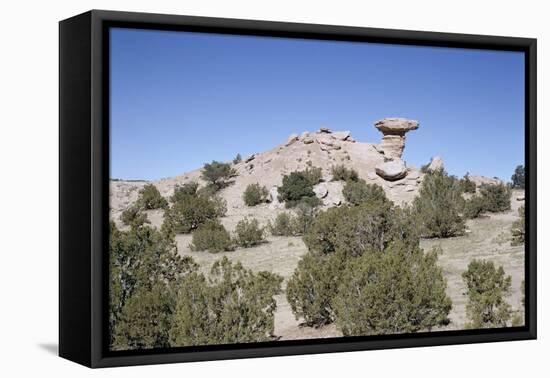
[109,118,499,226]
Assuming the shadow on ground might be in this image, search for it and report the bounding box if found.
[38,343,58,355]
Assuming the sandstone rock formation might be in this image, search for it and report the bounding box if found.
[374,118,419,159]
[375,159,408,181]
[427,156,444,172]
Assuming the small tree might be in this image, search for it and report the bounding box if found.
[479,183,511,212]
[463,195,486,219]
[234,218,266,248]
[511,165,525,189]
[112,283,176,350]
[334,243,451,336]
[277,169,322,208]
[170,182,199,203]
[190,220,233,252]
[331,165,359,182]
[302,206,350,255]
[137,184,168,210]
[413,170,465,238]
[109,222,196,349]
[243,183,269,206]
[460,173,477,193]
[302,166,323,185]
[511,205,525,246]
[291,202,318,235]
[201,161,236,190]
[233,153,242,164]
[286,252,345,326]
[303,201,395,257]
[164,193,227,234]
[120,204,149,227]
[462,259,512,329]
[342,180,388,206]
[269,212,295,236]
[169,258,283,346]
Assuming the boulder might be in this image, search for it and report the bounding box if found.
[268,186,284,209]
[323,181,344,206]
[427,156,444,172]
[313,183,329,199]
[303,137,314,144]
[374,118,419,134]
[375,159,407,181]
[245,154,255,163]
[405,185,416,192]
[319,127,332,133]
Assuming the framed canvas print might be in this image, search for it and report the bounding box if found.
[59,10,537,368]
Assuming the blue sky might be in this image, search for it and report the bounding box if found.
[110,28,525,181]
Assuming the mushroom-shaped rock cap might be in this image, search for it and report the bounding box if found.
[375,118,419,135]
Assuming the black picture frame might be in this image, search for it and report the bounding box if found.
[59,9,537,368]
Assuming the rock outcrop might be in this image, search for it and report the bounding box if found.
[427,156,444,172]
[375,159,408,181]
[374,118,419,159]
[282,127,357,151]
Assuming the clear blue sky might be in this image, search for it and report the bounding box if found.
[110,28,525,181]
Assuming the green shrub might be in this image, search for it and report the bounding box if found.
[479,183,511,212]
[277,169,323,208]
[389,205,422,248]
[120,204,149,227]
[511,165,525,189]
[112,283,175,350]
[233,153,242,164]
[303,166,323,185]
[462,259,512,329]
[201,161,236,190]
[169,258,283,346]
[269,206,317,237]
[303,201,395,257]
[109,222,196,349]
[243,183,269,206]
[460,173,477,193]
[137,184,168,210]
[190,220,233,252]
[342,180,388,206]
[463,195,486,219]
[269,213,295,236]
[289,202,428,329]
[413,170,466,238]
[170,182,199,203]
[286,252,345,326]
[334,242,451,336]
[234,218,266,248]
[331,165,359,182]
[302,206,349,255]
[164,193,226,234]
[511,205,525,246]
[291,203,318,235]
